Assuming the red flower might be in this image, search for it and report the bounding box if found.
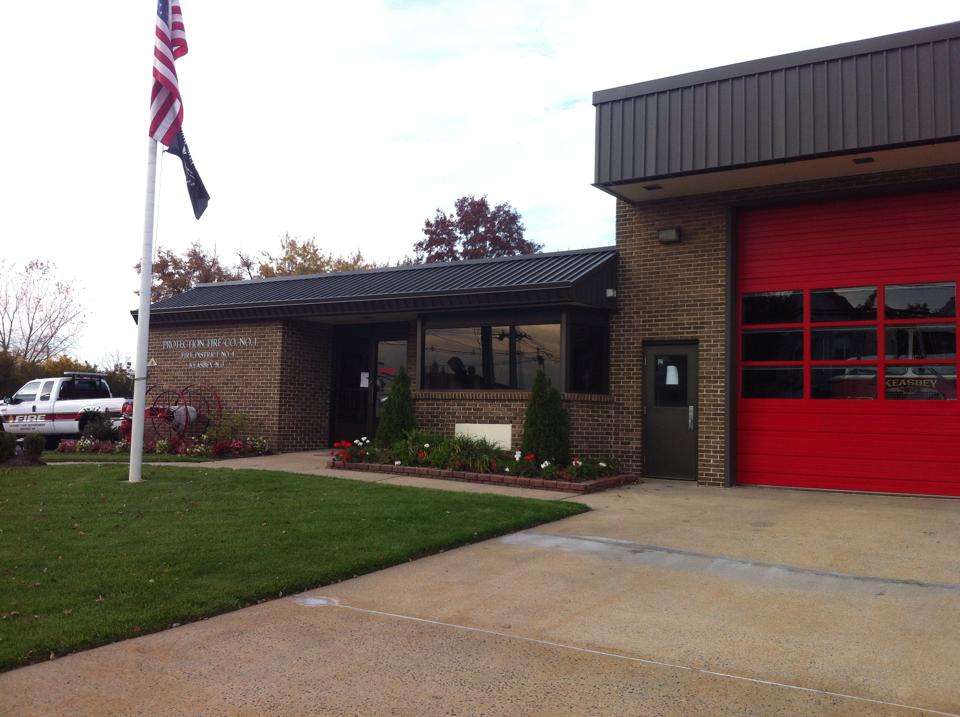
[524,453,535,462]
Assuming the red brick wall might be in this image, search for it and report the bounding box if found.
[147,320,331,452]
[612,163,960,485]
[412,390,613,459]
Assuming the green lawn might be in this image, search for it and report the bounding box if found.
[42,452,210,463]
[0,465,585,670]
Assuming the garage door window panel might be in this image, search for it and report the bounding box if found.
[811,367,877,399]
[811,287,877,323]
[742,291,803,325]
[884,365,957,400]
[811,328,877,361]
[885,282,956,319]
[742,367,803,398]
[885,325,956,360]
[742,330,803,362]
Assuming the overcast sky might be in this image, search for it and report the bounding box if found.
[1,1,957,364]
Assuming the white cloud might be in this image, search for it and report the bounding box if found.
[1,0,956,362]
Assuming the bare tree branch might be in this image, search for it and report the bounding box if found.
[0,261,85,363]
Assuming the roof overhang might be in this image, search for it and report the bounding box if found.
[598,139,960,203]
[593,21,960,202]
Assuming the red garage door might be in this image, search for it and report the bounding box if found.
[737,189,960,496]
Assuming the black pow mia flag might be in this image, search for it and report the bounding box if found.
[166,130,210,219]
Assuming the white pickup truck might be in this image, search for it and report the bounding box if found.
[0,373,128,439]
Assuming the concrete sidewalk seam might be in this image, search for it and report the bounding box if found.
[295,598,959,717]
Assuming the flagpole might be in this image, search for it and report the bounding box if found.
[129,137,159,484]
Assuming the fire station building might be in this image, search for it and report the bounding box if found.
[144,21,960,496]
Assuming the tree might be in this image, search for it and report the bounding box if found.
[521,369,570,465]
[414,195,541,263]
[0,260,84,363]
[140,237,378,301]
[140,242,242,303]
[243,234,373,278]
[374,368,415,448]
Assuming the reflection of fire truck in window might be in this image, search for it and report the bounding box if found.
[885,366,957,400]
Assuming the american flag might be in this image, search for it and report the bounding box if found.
[150,0,188,145]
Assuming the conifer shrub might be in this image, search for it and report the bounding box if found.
[374,368,415,448]
[521,369,570,465]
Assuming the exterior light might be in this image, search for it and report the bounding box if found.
[643,184,663,191]
[605,288,617,298]
[657,227,682,244]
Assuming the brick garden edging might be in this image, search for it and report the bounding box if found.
[327,460,638,494]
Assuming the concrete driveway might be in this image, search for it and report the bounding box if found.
[2,476,959,716]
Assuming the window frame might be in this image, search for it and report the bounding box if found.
[739,281,958,401]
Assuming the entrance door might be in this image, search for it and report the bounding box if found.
[644,344,698,479]
[331,327,408,443]
[332,335,371,442]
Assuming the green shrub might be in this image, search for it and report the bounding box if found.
[448,435,502,472]
[80,411,119,441]
[521,369,570,465]
[0,432,15,462]
[23,434,44,460]
[205,412,250,443]
[374,368,415,448]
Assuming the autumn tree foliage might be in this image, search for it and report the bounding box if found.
[414,195,541,263]
[140,237,373,302]
[145,243,242,303]
[239,234,373,279]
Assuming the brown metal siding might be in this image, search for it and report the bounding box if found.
[595,35,960,185]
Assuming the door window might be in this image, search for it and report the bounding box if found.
[654,355,687,407]
[38,381,55,401]
[13,381,41,402]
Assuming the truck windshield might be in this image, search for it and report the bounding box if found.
[14,381,41,402]
[58,379,111,400]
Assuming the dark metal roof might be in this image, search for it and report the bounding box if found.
[593,21,960,187]
[142,247,617,324]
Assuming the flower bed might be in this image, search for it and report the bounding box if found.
[55,434,270,459]
[327,458,636,493]
[328,433,635,493]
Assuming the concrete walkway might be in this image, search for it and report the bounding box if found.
[190,450,584,500]
[2,468,959,715]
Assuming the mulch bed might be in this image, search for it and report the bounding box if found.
[328,459,638,493]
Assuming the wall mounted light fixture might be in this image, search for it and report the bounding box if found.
[657,227,682,244]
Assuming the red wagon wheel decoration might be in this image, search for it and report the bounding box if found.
[149,388,189,440]
[180,384,222,439]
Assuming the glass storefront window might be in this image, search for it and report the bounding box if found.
[422,323,561,390]
[569,323,609,393]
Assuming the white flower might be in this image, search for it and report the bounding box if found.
[572,459,582,467]
[540,461,550,469]
[394,460,401,466]
[504,467,510,473]
[599,462,607,468]
[514,450,522,461]
[354,439,361,445]
[423,443,430,448]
